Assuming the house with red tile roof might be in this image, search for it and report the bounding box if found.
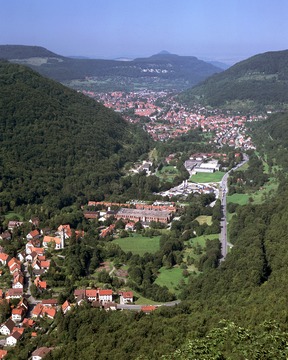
[141,305,157,313]
[32,347,53,360]
[0,349,7,359]
[41,299,58,307]
[32,304,56,320]
[43,236,63,250]
[119,291,134,304]
[22,318,35,328]
[61,300,71,314]
[0,253,10,266]
[98,289,113,304]
[26,229,40,241]
[6,288,23,299]
[11,307,25,323]
[7,258,21,274]
[12,272,24,289]
[85,289,97,302]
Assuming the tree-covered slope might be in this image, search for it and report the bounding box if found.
[0,61,151,210]
[0,45,222,90]
[178,49,288,112]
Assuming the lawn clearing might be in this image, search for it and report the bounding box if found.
[4,212,24,221]
[195,215,212,226]
[154,267,185,293]
[190,171,225,183]
[113,234,160,256]
[156,165,180,183]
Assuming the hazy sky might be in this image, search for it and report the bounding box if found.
[1,0,288,64]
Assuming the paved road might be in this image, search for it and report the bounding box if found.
[219,154,249,261]
[117,300,181,311]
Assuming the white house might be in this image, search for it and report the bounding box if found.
[119,291,134,304]
[5,331,22,347]
[0,319,15,335]
[98,289,113,304]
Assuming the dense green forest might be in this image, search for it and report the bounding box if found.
[178,49,288,112]
[0,61,152,212]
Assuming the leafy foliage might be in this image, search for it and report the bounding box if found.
[0,61,151,211]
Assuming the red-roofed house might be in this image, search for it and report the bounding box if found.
[32,347,53,360]
[61,300,71,314]
[0,253,10,266]
[41,299,58,307]
[13,272,24,289]
[26,229,40,241]
[22,318,35,328]
[43,236,63,250]
[6,288,23,299]
[119,291,134,304]
[0,349,7,359]
[85,289,97,302]
[98,289,113,304]
[7,258,21,274]
[141,305,157,313]
[11,307,25,323]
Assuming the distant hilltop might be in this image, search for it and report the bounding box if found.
[0,44,223,91]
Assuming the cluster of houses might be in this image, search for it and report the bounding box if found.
[0,215,160,356]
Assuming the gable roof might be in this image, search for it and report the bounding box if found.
[1,318,15,332]
[32,347,52,358]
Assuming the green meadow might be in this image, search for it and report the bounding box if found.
[113,234,160,256]
[155,267,186,293]
[190,171,225,183]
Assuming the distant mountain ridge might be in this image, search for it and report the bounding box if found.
[0,45,223,91]
[178,49,288,112]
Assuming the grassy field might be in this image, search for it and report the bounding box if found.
[4,212,24,221]
[184,234,219,263]
[227,177,279,206]
[156,165,180,182]
[195,215,212,226]
[190,171,225,183]
[113,234,160,256]
[154,267,186,293]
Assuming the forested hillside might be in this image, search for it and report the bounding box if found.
[0,61,151,211]
[178,49,288,112]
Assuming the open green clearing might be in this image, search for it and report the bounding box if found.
[154,267,186,293]
[4,212,24,221]
[113,234,160,256]
[184,234,219,262]
[156,165,180,182]
[131,289,162,305]
[195,215,212,225]
[227,177,279,206]
[190,171,225,183]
